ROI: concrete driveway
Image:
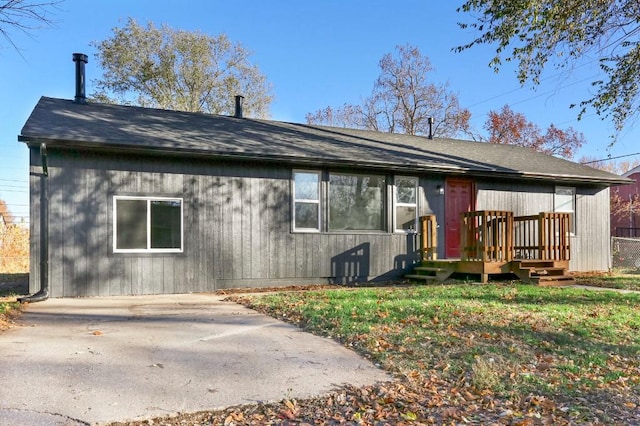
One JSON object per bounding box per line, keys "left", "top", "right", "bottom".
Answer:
{"left": 0, "top": 294, "right": 390, "bottom": 425}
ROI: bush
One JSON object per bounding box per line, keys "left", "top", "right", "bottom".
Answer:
{"left": 0, "top": 225, "right": 29, "bottom": 273}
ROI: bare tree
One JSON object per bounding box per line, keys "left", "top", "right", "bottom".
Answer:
{"left": 307, "top": 45, "right": 472, "bottom": 138}
{"left": 0, "top": 0, "right": 60, "bottom": 50}
{"left": 0, "top": 199, "right": 14, "bottom": 224}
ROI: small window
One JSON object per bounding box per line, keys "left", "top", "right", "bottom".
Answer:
{"left": 329, "top": 173, "right": 385, "bottom": 231}
{"left": 293, "top": 171, "right": 321, "bottom": 231}
{"left": 554, "top": 186, "right": 576, "bottom": 234}
{"left": 395, "top": 176, "right": 418, "bottom": 232}
{"left": 114, "top": 196, "right": 183, "bottom": 252}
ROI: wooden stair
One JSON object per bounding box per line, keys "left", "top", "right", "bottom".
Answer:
{"left": 405, "top": 261, "right": 456, "bottom": 283}
{"left": 512, "top": 260, "right": 575, "bottom": 286}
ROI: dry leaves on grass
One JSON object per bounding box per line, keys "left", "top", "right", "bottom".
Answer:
{"left": 0, "top": 299, "right": 22, "bottom": 331}
{"left": 110, "top": 378, "right": 594, "bottom": 425}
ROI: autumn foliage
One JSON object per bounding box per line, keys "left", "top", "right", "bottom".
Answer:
{"left": 0, "top": 221, "right": 29, "bottom": 274}
{"left": 0, "top": 199, "right": 29, "bottom": 273}
{"left": 485, "top": 105, "right": 584, "bottom": 159}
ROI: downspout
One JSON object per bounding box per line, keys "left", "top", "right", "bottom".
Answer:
{"left": 19, "top": 143, "right": 49, "bottom": 303}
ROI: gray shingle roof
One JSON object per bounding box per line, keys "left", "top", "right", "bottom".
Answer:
{"left": 19, "top": 96, "right": 628, "bottom": 185}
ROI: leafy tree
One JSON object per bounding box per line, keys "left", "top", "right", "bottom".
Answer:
{"left": 456, "top": 0, "right": 640, "bottom": 137}
{"left": 92, "top": 18, "right": 273, "bottom": 117}
{"left": 0, "top": 0, "right": 60, "bottom": 50}
{"left": 306, "top": 44, "right": 471, "bottom": 138}
{"left": 484, "top": 105, "right": 584, "bottom": 159}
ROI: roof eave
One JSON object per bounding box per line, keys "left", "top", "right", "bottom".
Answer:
{"left": 19, "top": 135, "right": 629, "bottom": 186}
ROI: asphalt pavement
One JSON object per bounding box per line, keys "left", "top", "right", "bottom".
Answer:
{"left": 0, "top": 294, "right": 391, "bottom": 425}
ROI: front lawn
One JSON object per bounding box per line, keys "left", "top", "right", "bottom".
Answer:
{"left": 576, "top": 271, "right": 640, "bottom": 291}
{"left": 224, "top": 284, "right": 640, "bottom": 424}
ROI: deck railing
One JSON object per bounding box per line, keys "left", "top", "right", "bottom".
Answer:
{"left": 419, "top": 215, "right": 438, "bottom": 260}
{"left": 461, "top": 210, "right": 514, "bottom": 262}
{"left": 419, "top": 210, "right": 571, "bottom": 262}
{"left": 513, "top": 212, "right": 571, "bottom": 261}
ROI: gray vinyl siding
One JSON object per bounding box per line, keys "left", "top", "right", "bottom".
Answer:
{"left": 476, "top": 179, "right": 611, "bottom": 272}
{"left": 28, "top": 147, "right": 612, "bottom": 297}
{"left": 30, "top": 148, "right": 422, "bottom": 297}
{"left": 476, "top": 181, "right": 553, "bottom": 215}
{"left": 571, "top": 186, "right": 611, "bottom": 271}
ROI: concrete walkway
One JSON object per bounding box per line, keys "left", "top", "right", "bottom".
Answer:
{"left": 0, "top": 294, "right": 391, "bottom": 425}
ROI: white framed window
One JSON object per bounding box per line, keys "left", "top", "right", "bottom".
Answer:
{"left": 329, "top": 173, "right": 385, "bottom": 231}
{"left": 554, "top": 186, "right": 576, "bottom": 234}
{"left": 113, "top": 196, "right": 183, "bottom": 253}
{"left": 395, "top": 176, "right": 418, "bottom": 232}
{"left": 293, "top": 171, "right": 321, "bottom": 231}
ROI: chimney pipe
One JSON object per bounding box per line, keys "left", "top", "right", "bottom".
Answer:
{"left": 427, "top": 117, "right": 434, "bottom": 140}
{"left": 234, "top": 95, "right": 244, "bottom": 118}
{"left": 72, "top": 53, "right": 88, "bottom": 104}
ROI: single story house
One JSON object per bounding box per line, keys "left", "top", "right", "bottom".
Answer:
{"left": 18, "top": 60, "right": 628, "bottom": 297}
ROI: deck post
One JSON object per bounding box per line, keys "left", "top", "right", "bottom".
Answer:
{"left": 420, "top": 215, "right": 437, "bottom": 260}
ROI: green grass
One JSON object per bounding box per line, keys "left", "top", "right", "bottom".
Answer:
{"left": 576, "top": 271, "right": 640, "bottom": 291}
{"left": 0, "top": 299, "right": 19, "bottom": 314}
{"left": 0, "top": 273, "right": 27, "bottom": 328}
{"left": 233, "top": 284, "right": 640, "bottom": 417}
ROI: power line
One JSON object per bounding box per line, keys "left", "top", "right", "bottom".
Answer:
{"left": 581, "top": 152, "right": 640, "bottom": 164}
{"left": 0, "top": 178, "right": 28, "bottom": 183}
{"left": 0, "top": 184, "right": 28, "bottom": 189}
{"left": 467, "top": 59, "right": 600, "bottom": 109}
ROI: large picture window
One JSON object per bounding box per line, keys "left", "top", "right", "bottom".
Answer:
{"left": 293, "top": 171, "right": 321, "bottom": 231}
{"left": 395, "top": 176, "right": 418, "bottom": 232}
{"left": 114, "top": 196, "right": 183, "bottom": 252}
{"left": 554, "top": 186, "right": 576, "bottom": 234}
{"left": 329, "top": 173, "right": 385, "bottom": 231}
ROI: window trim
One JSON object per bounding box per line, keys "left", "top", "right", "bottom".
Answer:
{"left": 113, "top": 195, "right": 184, "bottom": 253}
{"left": 292, "top": 170, "right": 322, "bottom": 232}
{"left": 394, "top": 176, "right": 419, "bottom": 233}
{"left": 554, "top": 186, "right": 576, "bottom": 235}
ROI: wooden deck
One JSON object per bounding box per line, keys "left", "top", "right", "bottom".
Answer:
{"left": 407, "top": 211, "right": 575, "bottom": 286}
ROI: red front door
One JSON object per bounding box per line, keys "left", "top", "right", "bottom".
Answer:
{"left": 445, "top": 179, "right": 475, "bottom": 258}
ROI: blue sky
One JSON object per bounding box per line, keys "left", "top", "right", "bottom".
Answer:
{"left": 1, "top": 0, "right": 637, "bottom": 224}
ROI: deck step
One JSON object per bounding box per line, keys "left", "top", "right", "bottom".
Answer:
{"left": 405, "top": 274, "right": 439, "bottom": 281}
{"left": 516, "top": 260, "right": 556, "bottom": 268}
{"left": 414, "top": 266, "right": 448, "bottom": 273}
{"left": 529, "top": 267, "right": 567, "bottom": 276}
{"left": 535, "top": 275, "right": 576, "bottom": 286}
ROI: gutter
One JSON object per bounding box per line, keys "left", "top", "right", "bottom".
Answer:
{"left": 19, "top": 143, "right": 49, "bottom": 303}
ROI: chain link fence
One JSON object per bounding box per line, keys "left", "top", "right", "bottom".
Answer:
{"left": 611, "top": 237, "right": 640, "bottom": 270}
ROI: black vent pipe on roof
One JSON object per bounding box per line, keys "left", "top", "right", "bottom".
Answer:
{"left": 234, "top": 95, "right": 244, "bottom": 118}
{"left": 19, "top": 143, "right": 49, "bottom": 303}
{"left": 72, "top": 53, "right": 88, "bottom": 104}
{"left": 427, "top": 117, "right": 434, "bottom": 140}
